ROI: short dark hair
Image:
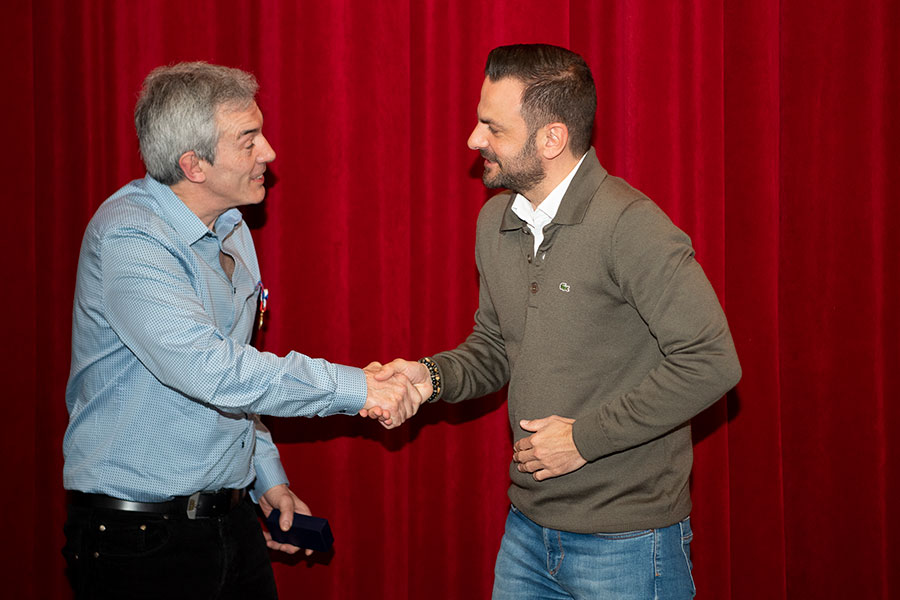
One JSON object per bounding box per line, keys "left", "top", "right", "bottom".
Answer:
{"left": 485, "top": 44, "right": 596, "bottom": 156}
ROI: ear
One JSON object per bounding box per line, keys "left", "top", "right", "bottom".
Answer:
{"left": 178, "top": 151, "right": 206, "bottom": 183}
{"left": 538, "top": 122, "right": 569, "bottom": 160}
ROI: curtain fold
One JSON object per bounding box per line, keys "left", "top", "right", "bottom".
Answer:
{"left": 2, "top": 0, "right": 37, "bottom": 594}
{"left": 722, "top": 1, "right": 786, "bottom": 598}
{"left": 9, "top": 1, "right": 897, "bottom": 598}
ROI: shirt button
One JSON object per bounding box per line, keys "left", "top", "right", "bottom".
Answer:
{"left": 530, "top": 282, "right": 539, "bottom": 294}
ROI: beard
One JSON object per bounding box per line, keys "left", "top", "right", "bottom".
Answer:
{"left": 480, "top": 130, "right": 546, "bottom": 194}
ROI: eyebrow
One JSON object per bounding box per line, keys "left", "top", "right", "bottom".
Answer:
{"left": 479, "top": 117, "right": 501, "bottom": 129}
{"left": 236, "top": 127, "right": 261, "bottom": 140}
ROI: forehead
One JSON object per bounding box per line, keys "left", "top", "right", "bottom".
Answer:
{"left": 215, "top": 101, "right": 263, "bottom": 138}
{"left": 478, "top": 77, "right": 526, "bottom": 125}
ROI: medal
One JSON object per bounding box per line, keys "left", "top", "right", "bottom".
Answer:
{"left": 257, "top": 281, "right": 268, "bottom": 329}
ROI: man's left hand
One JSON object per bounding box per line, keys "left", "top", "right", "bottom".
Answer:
{"left": 513, "top": 416, "right": 587, "bottom": 481}
{"left": 258, "top": 484, "right": 313, "bottom": 556}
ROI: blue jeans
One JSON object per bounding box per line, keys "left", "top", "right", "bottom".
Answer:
{"left": 492, "top": 505, "right": 695, "bottom": 600}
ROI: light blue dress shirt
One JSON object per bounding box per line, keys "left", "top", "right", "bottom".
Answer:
{"left": 64, "top": 175, "right": 366, "bottom": 502}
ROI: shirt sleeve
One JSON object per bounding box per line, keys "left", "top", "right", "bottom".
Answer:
{"left": 572, "top": 199, "right": 742, "bottom": 461}
{"left": 249, "top": 416, "right": 289, "bottom": 502}
{"left": 100, "top": 227, "right": 366, "bottom": 417}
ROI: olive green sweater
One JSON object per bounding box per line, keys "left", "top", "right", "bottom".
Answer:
{"left": 433, "top": 149, "right": 741, "bottom": 533}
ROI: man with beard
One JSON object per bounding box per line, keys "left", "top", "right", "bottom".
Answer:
{"left": 374, "top": 44, "right": 741, "bottom": 598}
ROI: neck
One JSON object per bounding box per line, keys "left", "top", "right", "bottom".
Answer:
{"left": 522, "top": 151, "right": 581, "bottom": 209}
{"left": 169, "top": 180, "right": 223, "bottom": 230}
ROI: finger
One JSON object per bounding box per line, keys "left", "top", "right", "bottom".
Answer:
{"left": 533, "top": 469, "right": 555, "bottom": 482}
{"left": 516, "top": 448, "right": 536, "bottom": 463}
{"left": 514, "top": 437, "right": 535, "bottom": 453}
{"left": 517, "top": 458, "right": 540, "bottom": 473}
{"left": 262, "top": 529, "right": 298, "bottom": 553}
{"left": 266, "top": 538, "right": 302, "bottom": 554}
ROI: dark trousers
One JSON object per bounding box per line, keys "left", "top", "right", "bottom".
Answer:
{"left": 62, "top": 495, "right": 278, "bottom": 599}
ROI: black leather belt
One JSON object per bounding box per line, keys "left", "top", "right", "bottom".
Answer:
{"left": 68, "top": 488, "right": 246, "bottom": 520}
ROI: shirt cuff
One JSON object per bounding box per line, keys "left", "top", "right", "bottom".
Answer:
{"left": 250, "top": 455, "right": 289, "bottom": 503}
{"left": 326, "top": 364, "right": 367, "bottom": 415}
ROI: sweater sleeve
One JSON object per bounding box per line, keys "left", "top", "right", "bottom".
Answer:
{"left": 572, "top": 199, "right": 742, "bottom": 461}
{"left": 431, "top": 226, "right": 511, "bottom": 403}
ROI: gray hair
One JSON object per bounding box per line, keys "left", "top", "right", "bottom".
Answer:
{"left": 134, "top": 61, "right": 259, "bottom": 185}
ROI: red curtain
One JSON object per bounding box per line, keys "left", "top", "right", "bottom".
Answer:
{"left": 6, "top": 0, "right": 898, "bottom": 598}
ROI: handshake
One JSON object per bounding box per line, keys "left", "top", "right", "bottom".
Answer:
{"left": 359, "top": 359, "right": 433, "bottom": 428}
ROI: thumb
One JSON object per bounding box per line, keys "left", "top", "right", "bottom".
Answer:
{"left": 519, "top": 418, "right": 538, "bottom": 432}
{"left": 372, "top": 364, "right": 396, "bottom": 382}
{"left": 278, "top": 496, "right": 294, "bottom": 532}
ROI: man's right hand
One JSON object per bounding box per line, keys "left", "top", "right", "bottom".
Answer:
{"left": 374, "top": 359, "right": 431, "bottom": 392}
{"left": 361, "top": 362, "right": 426, "bottom": 428}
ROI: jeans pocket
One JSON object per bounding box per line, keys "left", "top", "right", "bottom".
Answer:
{"left": 680, "top": 517, "right": 693, "bottom": 569}
{"left": 591, "top": 529, "right": 653, "bottom": 541}
{"left": 62, "top": 514, "right": 82, "bottom": 564}
{"left": 679, "top": 517, "right": 696, "bottom": 596}
{"left": 680, "top": 516, "right": 693, "bottom": 543}
{"left": 62, "top": 512, "right": 87, "bottom": 594}
{"left": 94, "top": 517, "right": 171, "bottom": 559}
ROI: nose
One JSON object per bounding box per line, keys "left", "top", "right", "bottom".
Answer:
{"left": 257, "top": 134, "right": 276, "bottom": 163}
{"left": 467, "top": 124, "right": 487, "bottom": 151}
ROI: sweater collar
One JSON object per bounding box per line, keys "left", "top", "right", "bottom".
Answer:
{"left": 500, "top": 147, "right": 607, "bottom": 231}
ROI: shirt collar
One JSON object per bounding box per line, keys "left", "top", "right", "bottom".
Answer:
{"left": 143, "top": 174, "right": 243, "bottom": 245}
{"left": 510, "top": 152, "right": 588, "bottom": 225}
{"left": 501, "top": 149, "right": 604, "bottom": 231}
{"left": 214, "top": 208, "right": 244, "bottom": 239}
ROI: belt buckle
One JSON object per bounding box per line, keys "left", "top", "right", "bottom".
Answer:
{"left": 186, "top": 491, "right": 201, "bottom": 520}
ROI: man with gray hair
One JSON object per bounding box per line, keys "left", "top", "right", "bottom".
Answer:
{"left": 62, "top": 62, "right": 423, "bottom": 599}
